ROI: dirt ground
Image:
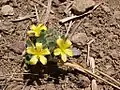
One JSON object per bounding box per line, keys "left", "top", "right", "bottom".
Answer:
{"left": 0, "top": 0, "right": 120, "bottom": 90}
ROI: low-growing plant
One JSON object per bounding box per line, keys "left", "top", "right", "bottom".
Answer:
{"left": 25, "top": 24, "right": 73, "bottom": 66}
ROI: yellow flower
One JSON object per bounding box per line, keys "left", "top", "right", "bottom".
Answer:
{"left": 54, "top": 37, "right": 73, "bottom": 62}
{"left": 27, "top": 43, "right": 50, "bottom": 65}
{"left": 27, "top": 24, "right": 47, "bottom": 37}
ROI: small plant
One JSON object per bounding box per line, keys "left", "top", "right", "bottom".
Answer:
{"left": 25, "top": 24, "right": 73, "bottom": 65}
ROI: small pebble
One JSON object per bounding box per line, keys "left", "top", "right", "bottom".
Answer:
{"left": 101, "top": 5, "right": 111, "bottom": 13}
{"left": 114, "top": 11, "right": 120, "bottom": 20}
{"left": 71, "top": 33, "right": 88, "bottom": 45}
{"left": 72, "top": 0, "right": 95, "bottom": 14}
{"left": 8, "top": 41, "right": 26, "bottom": 54}
{"left": 77, "top": 75, "right": 90, "bottom": 88}
{"left": 1, "top": 5, "right": 14, "bottom": 16}
{"left": 72, "top": 47, "right": 81, "bottom": 57}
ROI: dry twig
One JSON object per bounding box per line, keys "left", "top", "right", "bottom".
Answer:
{"left": 97, "top": 69, "right": 120, "bottom": 86}
{"left": 89, "top": 57, "right": 97, "bottom": 90}
{"left": 0, "top": 73, "right": 39, "bottom": 77}
{"left": 64, "top": 62, "right": 120, "bottom": 90}
{"left": 65, "top": 21, "right": 74, "bottom": 38}
{"left": 69, "top": 20, "right": 83, "bottom": 39}
{"left": 3, "top": 67, "right": 17, "bottom": 90}
{"left": 87, "top": 39, "right": 95, "bottom": 66}
{"left": 92, "top": 79, "right": 97, "bottom": 90}
{"left": 0, "top": 77, "right": 23, "bottom": 82}
{"left": 11, "top": 15, "right": 36, "bottom": 22}
{"left": 64, "top": 2, "right": 72, "bottom": 14}
{"left": 34, "top": 5, "right": 40, "bottom": 23}
{"left": 22, "top": 79, "right": 29, "bottom": 90}
{"left": 39, "top": 9, "right": 46, "bottom": 23}
{"left": 44, "top": 0, "right": 52, "bottom": 24}
{"left": 32, "top": 0, "right": 54, "bottom": 14}
{"left": 59, "top": 2, "right": 102, "bottom": 23}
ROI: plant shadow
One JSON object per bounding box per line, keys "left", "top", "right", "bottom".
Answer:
{"left": 23, "top": 61, "right": 68, "bottom": 86}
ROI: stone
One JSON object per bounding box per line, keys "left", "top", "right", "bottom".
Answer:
{"left": 72, "top": 0, "right": 95, "bottom": 14}
{"left": 109, "top": 50, "right": 118, "bottom": 60}
{"left": 1, "top": 5, "right": 14, "bottom": 16}
{"left": 72, "top": 47, "right": 81, "bottom": 57}
{"left": 101, "top": 5, "right": 111, "bottom": 13}
{"left": 46, "top": 84, "right": 56, "bottom": 90}
{"left": 98, "top": 51, "right": 104, "bottom": 58}
{"left": 84, "top": 22, "right": 90, "bottom": 28}
{"left": 91, "top": 27, "right": 102, "bottom": 36}
{"left": 114, "top": 11, "right": 120, "bottom": 20}
{"left": 71, "top": 33, "right": 88, "bottom": 45}
{"left": 8, "top": 41, "right": 26, "bottom": 54}
{"left": 77, "top": 75, "right": 90, "bottom": 88}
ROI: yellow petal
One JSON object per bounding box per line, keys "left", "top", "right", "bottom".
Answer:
{"left": 39, "top": 55, "right": 47, "bottom": 65}
{"left": 54, "top": 48, "right": 61, "bottom": 56}
{"left": 34, "top": 31, "right": 40, "bottom": 37}
{"left": 39, "top": 24, "right": 47, "bottom": 31}
{"left": 64, "top": 39, "right": 72, "bottom": 48}
{"left": 27, "top": 47, "right": 35, "bottom": 54}
{"left": 36, "top": 43, "right": 42, "bottom": 51}
{"left": 56, "top": 38, "right": 64, "bottom": 48}
{"left": 65, "top": 49, "right": 73, "bottom": 56}
{"left": 31, "top": 24, "right": 36, "bottom": 31}
{"left": 29, "top": 55, "right": 38, "bottom": 65}
{"left": 27, "top": 31, "right": 35, "bottom": 35}
{"left": 41, "top": 48, "right": 50, "bottom": 55}
{"left": 61, "top": 53, "right": 67, "bottom": 62}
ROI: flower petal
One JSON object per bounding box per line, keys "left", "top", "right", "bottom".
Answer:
{"left": 31, "top": 24, "right": 36, "bottom": 31}
{"left": 61, "top": 53, "right": 67, "bottom": 62}
{"left": 56, "top": 38, "right": 64, "bottom": 48}
{"left": 36, "top": 43, "right": 42, "bottom": 51}
{"left": 39, "top": 55, "right": 47, "bottom": 65}
{"left": 38, "top": 24, "right": 47, "bottom": 31}
{"left": 41, "top": 48, "right": 50, "bottom": 55}
{"left": 54, "top": 48, "right": 61, "bottom": 56}
{"left": 34, "top": 31, "right": 40, "bottom": 37}
{"left": 27, "top": 31, "right": 35, "bottom": 35}
{"left": 29, "top": 55, "right": 38, "bottom": 65}
{"left": 65, "top": 49, "right": 73, "bottom": 56}
{"left": 27, "top": 47, "right": 35, "bottom": 54}
{"left": 64, "top": 39, "right": 72, "bottom": 48}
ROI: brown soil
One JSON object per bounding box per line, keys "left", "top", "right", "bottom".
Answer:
{"left": 0, "top": 0, "right": 120, "bottom": 90}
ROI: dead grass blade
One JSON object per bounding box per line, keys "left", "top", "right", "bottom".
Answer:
{"left": 65, "top": 20, "right": 74, "bottom": 38}
{"left": 59, "top": 2, "right": 102, "bottom": 23}
{"left": 44, "top": 0, "right": 52, "bottom": 24}
{"left": 34, "top": 5, "right": 40, "bottom": 23}
{"left": 87, "top": 39, "right": 95, "bottom": 66}
{"left": 92, "top": 79, "right": 97, "bottom": 90}
{"left": 96, "top": 69, "right": 120, "bottom": 86}
{"left": 64, "top": 62, "right": 120, "bottom": 90}
{"left": 32, "top": 0, "right": 54, "bottom": 14}
{"left": 69, "top": 19, "right": 83, "bottom": 39}
{"left": 89, "top": 57, "right": 95, "bottom": 73}
{"left": 11, "top": 15, "right": 36, "bottom": 22}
